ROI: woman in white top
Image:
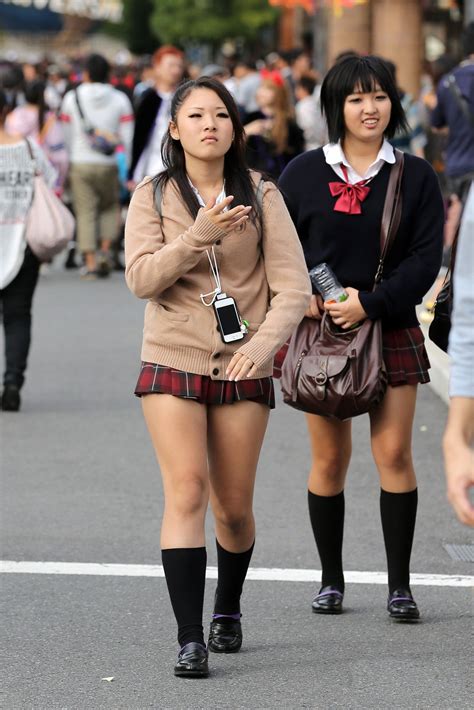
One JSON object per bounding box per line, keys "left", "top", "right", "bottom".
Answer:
{"left": 0, "top": 88, "right": 56, "bottom": 411}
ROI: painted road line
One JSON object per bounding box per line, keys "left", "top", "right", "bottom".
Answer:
{"left": 0, "top": 561, "right": 472, "bottom": 587}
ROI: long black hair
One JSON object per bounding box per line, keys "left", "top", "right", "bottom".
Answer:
{"left": 320, "top": 55, "right": 409, "bottom": 143}
{"left": 24, "top": 79, "right": 47, "bottom": 132}
{"left": 155, "top": 77, "right": 261, "bottom": 225}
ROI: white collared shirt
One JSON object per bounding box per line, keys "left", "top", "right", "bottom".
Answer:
{"left": 323, "top": 139, "right": 395, "bottom": 183}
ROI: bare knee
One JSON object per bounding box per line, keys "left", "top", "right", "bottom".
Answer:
{"left": 311, "top": 447, "right": 351, "bottom": 480}
{"left": 214, "top": 503, "right": 252, "bottom": 536}
{"left": 166, "top": 474, "right": 208, "bottom": 518}
{"left": 373, "top": 442, "right": 412, "bottom": 473}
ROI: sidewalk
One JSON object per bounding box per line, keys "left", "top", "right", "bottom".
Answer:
{"left": 420, "top": 318, "right": 450, "bottom": 404}
{"left": 418, "top": 305, "right": 450, "bottom": 405}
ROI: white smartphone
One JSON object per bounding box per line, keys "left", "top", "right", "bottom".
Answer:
{"left": 213, "top": 297, "right": 245, "bottom": 344}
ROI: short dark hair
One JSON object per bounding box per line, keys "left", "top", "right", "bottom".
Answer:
{"left": 320, "top": 55, "right": 408, "bottom": 143}
{"left": 85, "top": 54, "right": 110, "bottom": 83}
{"left": 297, "top": 76, "right": 316, "bottom": 95}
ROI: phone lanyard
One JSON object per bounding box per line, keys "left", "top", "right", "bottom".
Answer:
{"left": 200, "top": 247, "right": 222, "bottom": 307}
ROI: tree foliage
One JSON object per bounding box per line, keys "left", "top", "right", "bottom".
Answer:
{"left": 150, "top": 0, "right": 279, "bottom": 46}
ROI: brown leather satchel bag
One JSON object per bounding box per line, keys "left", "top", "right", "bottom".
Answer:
{"left": 280, "top": 150, "right": 404, "bottom": 420}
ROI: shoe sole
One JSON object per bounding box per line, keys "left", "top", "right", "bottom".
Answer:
{"left": 208, "top": 641, "right": 242, "bottom": 653}
{"left": 174, "top": 668, "right": 209, "bottom": 678}
{"left": 389, "top": 613, "right": 420, "bottom": 622}
{"left": 312, "top": 606, "right": 343, "bottom": 615}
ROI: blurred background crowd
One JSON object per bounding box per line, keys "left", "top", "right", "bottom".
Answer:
{"left": 0, "top": 0, "right": 472, "bottom": 285}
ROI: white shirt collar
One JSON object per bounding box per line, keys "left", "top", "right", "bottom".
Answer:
{"left": 323, "top": 139, "right": 395, "bottom": 183}
{"left": 188, "top": 179, "right": 227, "bottom": 209}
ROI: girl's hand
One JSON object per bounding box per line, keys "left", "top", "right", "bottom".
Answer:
{"left": 324, "top": 287, "right": 368, "bottom": 329}
{"left": 305, "top": 294, "right": 324, "bottom": 320}
{"left": 226, "top": 353, "right": 258, "bottom": 382}
{"left": 203, "top": 195, "right": 251, "bottom": 234}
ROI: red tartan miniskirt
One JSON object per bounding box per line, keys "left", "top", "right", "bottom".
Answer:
{"left": 135, "top": 363, "right": 275, "bottom": 409}
{"left": 273, "top": 325, "right": 430, "bottom": 387}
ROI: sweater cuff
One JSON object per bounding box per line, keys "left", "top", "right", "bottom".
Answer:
{"left": 182, "top": 209, "right": 227, "bottom": 247}
{"left": 234, "top": 338, "right": 273, "bottom": 369}
{"left": 358, "top": 290, "right": 385, "bottom": 321}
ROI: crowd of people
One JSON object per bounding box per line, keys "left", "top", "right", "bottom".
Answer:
{"left": 0, "top": 25, "right": 473, "bottom": 679}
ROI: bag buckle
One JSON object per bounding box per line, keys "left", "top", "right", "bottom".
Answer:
{"left": 315, "top": 360, "right": 328, "bottom": 400}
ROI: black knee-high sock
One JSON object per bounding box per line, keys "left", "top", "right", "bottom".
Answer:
{"left": 380, "top": 488, "right": 418, "bottom": 594}
{"left": 308, "top": 490, "right": 345, "bottom": 592}
{"left": 161, "top": 547, "right": 206, "bottom": 647}
{"left": 214, "top": 539, "right": 255, "bottom": 616}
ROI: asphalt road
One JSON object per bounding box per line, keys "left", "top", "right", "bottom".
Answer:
{"left": 1, "top": 269, "right": 472, "bottom": 710}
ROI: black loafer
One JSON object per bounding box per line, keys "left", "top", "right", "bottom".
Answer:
{"left": 208, "top": 619, "right": 243, "bottom": 653}
{"left": 174, "top": 642, "right": 209, "bottom": 677}
{"left": 387, "top": 588, "right": 420, "bottom": 621}
{"left": 312, "top": 585, "right": 344, "bottom": 614}
{"left": 1, "top": 384, "right": 21, "bottom": 412}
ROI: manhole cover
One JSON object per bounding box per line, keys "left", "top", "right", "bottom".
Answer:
{"left": 444, "top": 544, "right": 474, "bottom": 562}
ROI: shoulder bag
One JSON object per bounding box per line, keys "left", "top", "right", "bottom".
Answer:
{"left": 280, "top": 150, "right": 404, "bottom": 420}
{"left": 74, "top": 88, "right": 119, "bottom": 156}
{"left": 24, "top": 139, "right": 75, "bottom": 261}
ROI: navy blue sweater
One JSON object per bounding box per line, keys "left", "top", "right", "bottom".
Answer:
{"left": 278, "top": 148, "right": 445, "bottom": 331}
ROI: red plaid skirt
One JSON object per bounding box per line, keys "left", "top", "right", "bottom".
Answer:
{"left": 135, "top": 363, "right": 275, "bottom": 408}
{"left": 273, "top": 326, "right": 430, "bottom": 387}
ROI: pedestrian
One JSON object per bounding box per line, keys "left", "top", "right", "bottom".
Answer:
{"left": 125, "top": 77, "right": 310, "bottom": 677}
{"left": 431, "top": 22, "right": 474, "bottom": 202}
{"left": 278, "top": 55, "right": 444, "bottom": 621}
{"left": 6, "top": 79, "right": 68, "bottom": 194}
{"left": 294, "top": 75, "right": 327, "bottom": 151}
{"left": 244, "top": 77, "right": 304, "bottom": 179}
{"left": 128, "top": 45, "right": 185, "bottom": 190}
{"left": 59, "top": 53, "right": 134, "bottom": 279}
{"left": 443, "top": 181, "right": 474, "bottom": 527}
{"left": 0, "top": 88, "right": 57, "bottom": 411}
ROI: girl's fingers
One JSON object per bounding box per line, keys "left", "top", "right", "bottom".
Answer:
{"left": 205, "top": 195, "right": 234, "bottom": 213}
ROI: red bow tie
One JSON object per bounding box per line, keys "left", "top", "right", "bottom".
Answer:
{"left": 329, "top": 164, "right": 370, "bottom": 214}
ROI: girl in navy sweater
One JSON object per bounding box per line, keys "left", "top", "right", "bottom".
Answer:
{"left": 279, "top": 55, "right": 444, "bottom": 621}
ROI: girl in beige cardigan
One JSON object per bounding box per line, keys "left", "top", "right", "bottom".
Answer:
{"left": 125, "top": 77, "right": 310, "bottom": 678}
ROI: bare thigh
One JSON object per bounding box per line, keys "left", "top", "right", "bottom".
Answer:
{"left": 369, "top": 384, "right": 418, "bottom": 492}
{"left": 305, "top": 413, "right": 352, "bottom": 496}
{"left": 208, "top": 400, "right": 270, "bottom": 552}
{"left": 141, "top": 393, "right": 209, "bottom": 548}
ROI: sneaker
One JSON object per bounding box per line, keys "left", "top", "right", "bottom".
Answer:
{"left": 2, "top": 384, "right": 21, "bottom": 411}
{"left": 97, "top": 253, "right": 111, "bottom": 278}
{"left": 79, "top": 267, "right": 98, "bottom": 281}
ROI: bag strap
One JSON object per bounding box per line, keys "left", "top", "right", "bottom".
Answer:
{"left": 374, "top": 149, "right": 404, "bottom": 285}
{"left": 445, "top": 74, "right": 474, "bottom": 128}
{"left": 74, "top": 88, "right": 93, "bottom": 134}
{"left": 24, "top": 138, "right": 40, "bottom": 176}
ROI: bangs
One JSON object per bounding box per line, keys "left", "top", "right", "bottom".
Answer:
{"left": 341, "top": 59, "right": 392, "bottom": 99}
{"left": 320, "top": 55, "right": 408, "bottom": 143}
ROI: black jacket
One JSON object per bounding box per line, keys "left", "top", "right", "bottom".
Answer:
{"left": 128, "top": 88, "right": 162, "bottom": 180}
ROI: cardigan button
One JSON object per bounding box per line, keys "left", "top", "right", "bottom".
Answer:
{"left": 212, "top": 368, "right": 219, "bottom": 376}
{"left": 213, "top": 352, "right": 221, "bottom": 359}
{"left": 216, "top": 239, "right": 222, "bottom": 245}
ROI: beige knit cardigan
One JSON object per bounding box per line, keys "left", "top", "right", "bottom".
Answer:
{"left": 125, "top": 173, "right": 311, "bottom": 379}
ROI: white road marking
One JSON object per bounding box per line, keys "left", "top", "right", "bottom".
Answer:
{"left": 0, "top": 561, "right": 472, "bottom": 587}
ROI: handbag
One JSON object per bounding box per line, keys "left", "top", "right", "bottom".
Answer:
{"left": 24, "top": 140, "right": 75, "bottom": 261}
{"left": 281, "top": 150, "right": 404, "bottom": 421}
{"left": 74, "top": 88, "right": 119, "bottom": 156}
{"left": 428, "top": 228, "right": 459, "bottom": 353}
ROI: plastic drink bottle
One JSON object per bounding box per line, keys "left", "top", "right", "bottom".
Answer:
{"left": 309, "top": 263, "right": 348, "bottom": 303}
